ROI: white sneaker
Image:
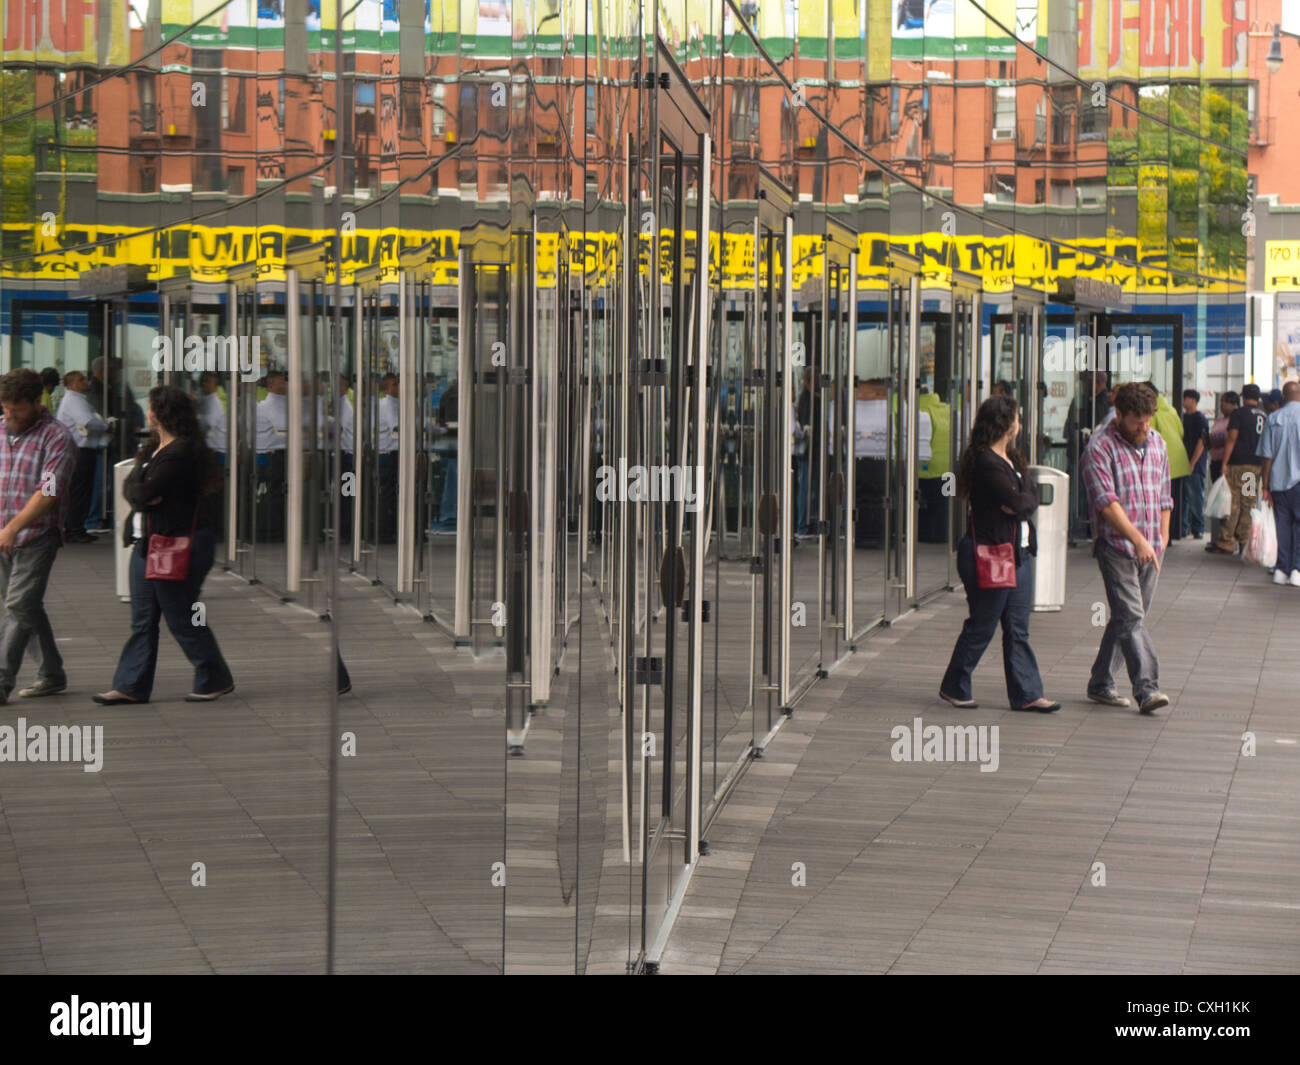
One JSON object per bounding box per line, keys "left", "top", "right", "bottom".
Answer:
{"left": 1290, "top": 570, "right": 1300, "bottom": 587}
{"left": 1275, "top": 569, "right": 1289, "bottom": 585}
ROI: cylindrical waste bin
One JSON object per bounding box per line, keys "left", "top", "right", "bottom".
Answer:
{"left": 1030, "top": 466, "right": 1068, "bottom": 612}
{"left": 113, "top": 459, "right": 134, "bottom": 603}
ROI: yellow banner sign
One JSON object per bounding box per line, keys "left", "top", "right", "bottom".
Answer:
{"left": 1077, "top": 0, "right": 1249, "bottom": 81}
{"left": 1265, "top": 241, "right": 1300, "bottom": 292}
{"left": 3, "top": 222, "right": 1241, "bottom": 296}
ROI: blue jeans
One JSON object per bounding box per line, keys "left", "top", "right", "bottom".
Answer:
{"left": 1089, "top": 540, "right": 1160, "bottom": 702}
{"left": 434, "top": 451, "right": 457, "bottom": 531}
{"left": 1182, "top": 468, "right": 1206, "bottom": 536}
{"left": 1273, "top": 483, "right": 1300, "bottom": 576}
{"left": 112, "top": 528, "right": 233, "bottom": 700}
{"left": 795, "top": 454, "right": 810, "bottom": 534}
{"left": 940, "top": 536, "right": 1044, "bottom": 706}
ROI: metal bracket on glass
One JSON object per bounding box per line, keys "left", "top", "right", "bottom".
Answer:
{"left": 508, "top": 367, "right": 529, "bottom": 386}
{"left": 642, "top": 72, "right": 671, "bottom": 90}
{"left": 749, "top": 555, "right": 764, "bottom": 574}
{"left": 680, "top": 599, "right": 711, "bottom": 622}
{"left": 744, "top": 369, "right": 765, "bottom": 388}
{"left": 639, "top": 358, "right": 666, "bottom": 387}
{"left": 634, "top": 657, "right": 664, "bottom": 686}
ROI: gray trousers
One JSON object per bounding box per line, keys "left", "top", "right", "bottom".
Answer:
{"left": 0, "top": 528, "right": 65, "bottom": 697}
{"left": 1089, "top": 540, "right": 1160, "bottom": 702}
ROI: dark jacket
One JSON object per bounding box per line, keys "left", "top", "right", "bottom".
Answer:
{"left": 965, "top": 447, "right": 1039, "bottom": 563}
{"left": 122, "top": 438, "right": 222, "bottom": 546}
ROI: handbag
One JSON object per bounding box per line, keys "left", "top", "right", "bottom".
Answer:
{"left": 969, "top": 508, "right": 1017, "bottom": 590}
{"left": 145, "top": 507, "right": 199, "bottom": 582}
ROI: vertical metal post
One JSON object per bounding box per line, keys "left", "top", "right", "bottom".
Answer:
{"left": 226, "top": 282, "right": 239, "bottom": 562}
{"left": 454, "top": 253, "right": 472, "bottom": 640}
{"left": 904, "top": 275, "right": 919, "bottom": 603}
{"left": 844, "top": 253, "right": 856, "bottom": 637}
{"left": 326, "top": 0, "right": 345, "bottom": 977}
{"left": 779, "top": 215, "right": 793, "bottom": 708}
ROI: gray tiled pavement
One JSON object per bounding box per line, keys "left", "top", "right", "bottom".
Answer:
{"left": 670, "top": 537, "right": 1300, "bottom": 974}
{"left": 2, "top": 535, "right": 1297, "bottom": 973}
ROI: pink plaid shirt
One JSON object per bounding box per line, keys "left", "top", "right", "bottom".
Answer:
{"left": 1081, "top": 417, "right": 1173, "bottom": 559}
{"left": 1, "top": 408, "right": 76, "bottom": 546}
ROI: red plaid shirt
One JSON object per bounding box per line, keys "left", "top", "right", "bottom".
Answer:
{"left": 1, "top": 408, "right": 77, "bottom": 546}
{"left": 1081, "top": 417, "right": 1173, "bottom": 559}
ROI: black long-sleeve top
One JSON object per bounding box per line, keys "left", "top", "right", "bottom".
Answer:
{"left": 966, "top": 447, "right": 1039, "bottom": 563}
{"left": 121, "top": 439, "right": 221, "bottom": 545}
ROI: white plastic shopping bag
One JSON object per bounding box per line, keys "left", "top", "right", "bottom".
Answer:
{"left": 1204, "top": 475, "right": 1231, "bottom": 520}
{"left": 1244, "top": 502, "right": 1275, "bottom": 567}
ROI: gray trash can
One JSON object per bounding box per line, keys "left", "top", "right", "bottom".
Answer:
{"left": 114, "top": 459, "right": 134, "bottom": 603}
{"left": 1031, "top": 466, "right": 1068, "bottom": 612}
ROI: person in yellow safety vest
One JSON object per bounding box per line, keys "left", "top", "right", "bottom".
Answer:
{"left": 1153, "top": 391, "right": 1192, "bottom": 479}
{"left": 918, "top": 391, "right": 951, "bottom": 479}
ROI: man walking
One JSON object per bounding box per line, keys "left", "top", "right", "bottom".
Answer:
{"left": 1080, "top": 382, "right": 1173, "bottom": 714}
{"left": 1181, "top": 389, "right": 1210, "bottom": 538}
{"left": 1208, "top": 383, "right": 1267, "bottom": 556}
{"left": 1259, "top": 381, "right": 1300, "bottom": 587}
{"left": 0, "top": 368, "right": 77, "bottom": 704}
{"left": 55, "top": 370, "right": 113, "bottom": 544}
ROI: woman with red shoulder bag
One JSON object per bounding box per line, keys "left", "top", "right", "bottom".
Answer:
{"left": 939, "top": 395, "right": 1060, "bottom": 713}
{"left": 94, "top": 386, "right": 234, "bottom": 705}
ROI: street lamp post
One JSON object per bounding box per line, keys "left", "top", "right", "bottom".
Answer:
{"left": 1267, "top": 25, "right": 1300, "bottom": 74}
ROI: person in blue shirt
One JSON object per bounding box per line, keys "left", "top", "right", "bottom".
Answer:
{"left": 1180, "top": 389, "right": 1210, "bottom": 539}
{"left": 1259, "top": 380, "right": 1300, "bottom": 586}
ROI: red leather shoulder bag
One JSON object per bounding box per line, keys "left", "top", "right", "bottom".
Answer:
{"left": 970, "top": 508, "right": 1017, "bottom": 590}
{"left": 145, "top": 507, "right": 199, "bottom": 582}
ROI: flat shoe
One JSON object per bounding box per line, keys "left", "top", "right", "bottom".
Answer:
{"left": 93, "top": 691, "right": 142, "bottom": 705}
{"left": 1014, "top": 700, "right": 1061, "bottom": 713}
{"left": 1087, "top": 690, "right": 1132, "bottom": 708}
{"left": 939, "top": 691, "right": 978, "bottom": 709}
{"left": 1139, "top": 692, "right": 1170, "bottom": 714}
{"left": 185, "top": 684, "right": 235, "bottom": 703}
{"left": 337, "top": 684, "right": 352, "bottom": 696}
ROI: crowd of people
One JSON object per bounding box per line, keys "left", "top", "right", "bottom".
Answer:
{"left": 940, "top": 374, "right": 1300, "bottom": 716}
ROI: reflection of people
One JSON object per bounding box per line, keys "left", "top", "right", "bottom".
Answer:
{"left": 1180, "top": 389, "right": 1209, "bottom": 539}
{"left": 197, "top": 371, "right": 226, "bottom": 456}
{"left": 256, "top": 370, "right": 288, "bottom": 542}
{"left": 377, "top": 374, "right": 399, "bottom": 543}
{"left": 56, "top": 371, "right": 113, "bottom": 544}
{"left": 0, "top": 368, "right": 77, "bottom": 704}
{"left": 432, "top": 379, "right": 458, "bottom": 533}
{"left": 1209, "top": 383, "right": 1266, "bottom": 556}
{"left": 939, "top": 395, "right": 1058, "bottom": 713}
{"left": 96, "top": 387, "right": 234, "bottom": 705}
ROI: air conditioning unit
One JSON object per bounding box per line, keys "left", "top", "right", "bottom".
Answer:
{"left": 991, "top": 128, "right": 1014, "bottom": 141}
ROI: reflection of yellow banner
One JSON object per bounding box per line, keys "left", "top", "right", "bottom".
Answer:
{"left": 1077, "top": 0, "right": 1248, "bottom": 80}
{"left": 2, "top": 0, "right": 130, "bottom": 64}
{"left": 3, "top": 223, "right": 1241, "bottom": 295}
{"left": 1265, "top": 241, "right": 1300, "bottom": 293}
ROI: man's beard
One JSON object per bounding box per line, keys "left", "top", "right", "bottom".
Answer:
{"left": 1119, "top": 422, "right": 1148, "bottom": 447}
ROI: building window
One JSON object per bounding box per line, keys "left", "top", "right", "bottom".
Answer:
{"left": 1077, "top": 178, "right": 1106, "bottom": 207}
{"left": 1049, "top": 179, "right": 1073, "bottom": 206}
{"left": 1078, "top": 97, "right": 1106, "bottom": 140}
{"left": 401, "top": 80, "right": 422, "bottom": 136}
{"left": 989, "top": 172, "right": 1015, "bottom": 202}
{"left": 138, "top": 73, "right": 156, "bottom": 132}
{"left": 355, "top": 81, "right": 376, "bottom": 135}
{"left": 585, "top": 84, "right": 596, "bottom": 137}
{"left": 222, "top": 73, "right": 247, "bottom": 133}
{"left": 140, "top": 163, "right": 157, "bottom": 193}
{"left": 889, "top": 86, "right": 900, "bottom": 137}
{"left": 731, "top": 82, "right": 760, "bottom": 142}
{"left": 227, "top": 167, "right": 245, "bottom": 196}
{"left": 431, "top": 83, "right": 447, "bottom": 136}
{"left": 277, "top": 76, "right": 285, "bottom": 131}
{"left": 458, "top": 84, "right": 479, "bottom": 142}
{"left": 992, "top": 87, "right": 1015, "bottom": 139}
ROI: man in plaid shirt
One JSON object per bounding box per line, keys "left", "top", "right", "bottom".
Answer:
{"left": 0, "top": 368, "right": 77, "bottom": 704}
{"left": 1080, "top": 381, "right": 1173, "bottom": 714}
